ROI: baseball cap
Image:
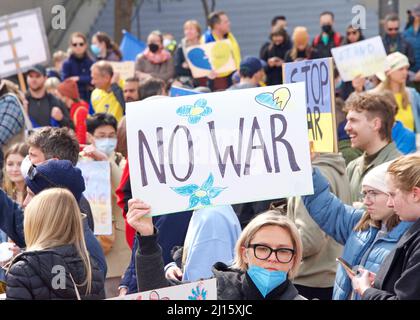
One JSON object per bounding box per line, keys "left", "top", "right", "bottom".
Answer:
{"left": 239, "top": 56, "right": 265, "bottom": 78}
{"left": 27, "top": 64, "right": 47, "bottom": 76}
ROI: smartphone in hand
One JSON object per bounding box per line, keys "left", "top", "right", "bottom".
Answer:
{"left": 336, "top": 257, "right": 356, "bottom": 277}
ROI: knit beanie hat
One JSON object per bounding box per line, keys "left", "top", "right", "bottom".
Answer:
{"left": 25, "top": 159, "right": 85, "bottom": 201}
{"left": 361, "top": 160, "right": 394, "bottom": 193}
{"left": 293, "top": 27, "right": 309, "bottom": 47}
{"left": 57, "top": 79, "right": 80, "bottom": 100}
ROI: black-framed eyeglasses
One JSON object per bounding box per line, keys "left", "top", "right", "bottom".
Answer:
{"left": 247, "top": 243, "right": 295, "bottom": 263}
{"left": 27, "top": 164, "right": 59, "bottom": 187}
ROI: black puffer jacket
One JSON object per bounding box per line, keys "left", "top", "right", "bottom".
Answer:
{"left": 136, "top": 232, "right": 305, "bottom": 300}
{"left": 5, "top": 244, "right": 105, "bottom": 300}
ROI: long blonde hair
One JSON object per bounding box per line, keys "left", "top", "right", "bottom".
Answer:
{"left": 2, "top": 143, "right": 28, "bottom": 204}
{"left": 23, "top": 188, "right": 92, "bottom": 294}
{"left": 232, "top": 210, "right": 303, "bottom": 279}
{"left": 376, "top": 76, "right": 409, "bottom": 110}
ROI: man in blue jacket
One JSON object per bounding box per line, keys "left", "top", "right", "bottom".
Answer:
{"left": 0, "top": 159, "right": 107, "bottom": 278}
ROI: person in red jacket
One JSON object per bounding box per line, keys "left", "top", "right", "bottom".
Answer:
{"left": 57, "top": 79, "right": 89, "bottom": 146}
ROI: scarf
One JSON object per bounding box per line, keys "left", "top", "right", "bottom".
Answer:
{"left": 143, "top": 48, "right": 171, "bottom": 65}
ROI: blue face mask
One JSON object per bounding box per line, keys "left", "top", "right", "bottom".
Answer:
{"left": 247, "top": 264, "right": 287, "bottom": 298}
{"left": 95, "top": 138, "right": 117, "bottom": 156}
{"left": 90, "top": 44, "right": 101, "bottom": 57}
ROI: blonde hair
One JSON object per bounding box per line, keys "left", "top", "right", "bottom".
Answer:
{"left": 184, "top": 20, "right": 202, "bottom": 37}
{"left": 387, "top": 154, "right": 420, "bottom": 193}
{"left": 353, "top": 210, "right": 400, "bottom": 232}
{"left": 290, "top": 26, "right": 310, "bottom": 61}
{"left": 376, "top": 76, "right": 409, "bottom": 110}
{"left": 232, "top": 210, "right": 303, "bottom": 278}
{"left": 53, "top": 50, "right": 68, "bottom": 64}
{"left": 45, "top": 77, "right": 61, "bottom": 91}
{"left": 23, "top": 188, "right": 92, "bottom": 294}
{"left": 2, "top": 143, "right": 29, "bottom": 204}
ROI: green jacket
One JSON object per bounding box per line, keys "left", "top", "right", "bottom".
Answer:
{"left": 346, "top": 142, "right": 401, "bottom": 203}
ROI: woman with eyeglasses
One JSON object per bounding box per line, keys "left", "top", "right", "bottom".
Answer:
{"left": 302, "top": 160, "right": 412, "bottom": 300}
{"left": 127, "top": 200, "right": 305, "bottom": 300}
{"left": 62, "top": 32, "right": 94, "bottom": 102}
{"left": 5, "top": 188, "right": 105, "bottom": 300}
{"left": 351, "top": 154, "right": 420, "bottom": 300}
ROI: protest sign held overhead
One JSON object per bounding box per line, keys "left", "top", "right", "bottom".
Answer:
{"left": 331, "top": 36, "right": 387, "bottom": 81}
{"left": 126, "top": 83, "right": 313, "bottom": 216}
{"left": 283, "top": 57, "right": 337, "bottom": 153}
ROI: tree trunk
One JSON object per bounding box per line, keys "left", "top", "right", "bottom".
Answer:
{"left": 201, "top": 0, "right": 216, "bottom": 27}
{"left": 115, "top": 0, "right": 134, "bottom": 44}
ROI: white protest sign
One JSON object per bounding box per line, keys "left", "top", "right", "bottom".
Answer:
{"left": 107, "top": 278, "right": 217, "bottom": 300}
{"left": 331, "top": 36, "right": 387, "bottom": 81}
{"left": 0, "top": 8, "right": 50, "bottom": 78}
{"left": 77, "top": 160, "right": 112, "bottom": 235}
{"left": 108, "top": 61, "right": 135, "bottom": 80}
{"left": 126, "top": 83, "right": 313, "bottom": 216}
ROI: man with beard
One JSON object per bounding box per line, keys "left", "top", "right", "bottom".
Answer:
{"left": 383, "top": 14, "right": 415, "bottom": 68}
{"left": 123, "top": 77, "right": 140, "bottom": 102}
{"left": 25, "top": 64, "right": 71, "bottom": 128}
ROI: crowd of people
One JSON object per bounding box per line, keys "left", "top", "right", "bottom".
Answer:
{"left": 0, "top": 4, "right": 420, "bottom": 301}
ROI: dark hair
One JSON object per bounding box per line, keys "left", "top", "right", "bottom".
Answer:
{"left": 86, "top": 113, "right": 118, "bottom": 134}
{"left": 271, "top": 15, "right": 286, "bottom": 26}
{"left": 320, "top": 11, "right": 334, "bottom": 20}
{"left": 271, "top": 26, "right": 288, "bottom": 39}
{"left": 385, "top": 13, "right": 399, "bottom": 23}
{"left": 139, "top": 77, "right": 166, "bottom": 100}
{"left": 344, "top": 92, "right": 396, "bottom": 141}
{"left": 125, "top": 77, "right": 139, "bottom": 83}
{"left": 345, "top": 25, "right": 365, "bottom": 44}
{"left": 208, "top": 11, "right": 227, "bottom": 28}
{"left": 94, "top": 31, "right": 123, "bottom": 60}
{"left": 27, "top": 127, "right": 80, "bottom": 166}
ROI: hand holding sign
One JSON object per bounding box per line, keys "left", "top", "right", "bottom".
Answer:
{"left": 126, "top": 199, "right": 154, "bottom": 236}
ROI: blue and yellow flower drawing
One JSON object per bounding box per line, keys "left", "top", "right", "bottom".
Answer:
{"left": 171, "top": 173, "right": 226, "bottom": 209}
{"left": 188, "top": 285, "right": 208, "bottom": 300}
{"left": 176, "top": 98, "right": 212, "bottom": 124}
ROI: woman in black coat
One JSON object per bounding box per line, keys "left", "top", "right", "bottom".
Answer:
{"left": 260, "top": 26, "right": 292, "bottom": 85}
{"left": 6, "top": 188, "right": 105, "bottom": 300}
{"left": 350, "top": 155, "right": 420, "bottom": 300}
{"left": 127, "top": 199, "right": 306, "bottom": 300}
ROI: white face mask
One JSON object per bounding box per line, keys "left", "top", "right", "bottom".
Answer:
{"left": 20, "top": 155, "right": 33, "bottom": 178}
{"left": 163, "top": 38, "right": 172, "bottom": 48}
{"left": 95, "top": 138, "right": 117, "bottom": 156}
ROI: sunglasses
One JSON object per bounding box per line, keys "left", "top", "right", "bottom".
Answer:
{"left": 72, "top": 42, "right": 85, "bottom": 47}
{"left": 27, "top": 164, "right": 59, "bottom": 187}
{"left": 387, "top": 28, "right": 399, "bottom": 31}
